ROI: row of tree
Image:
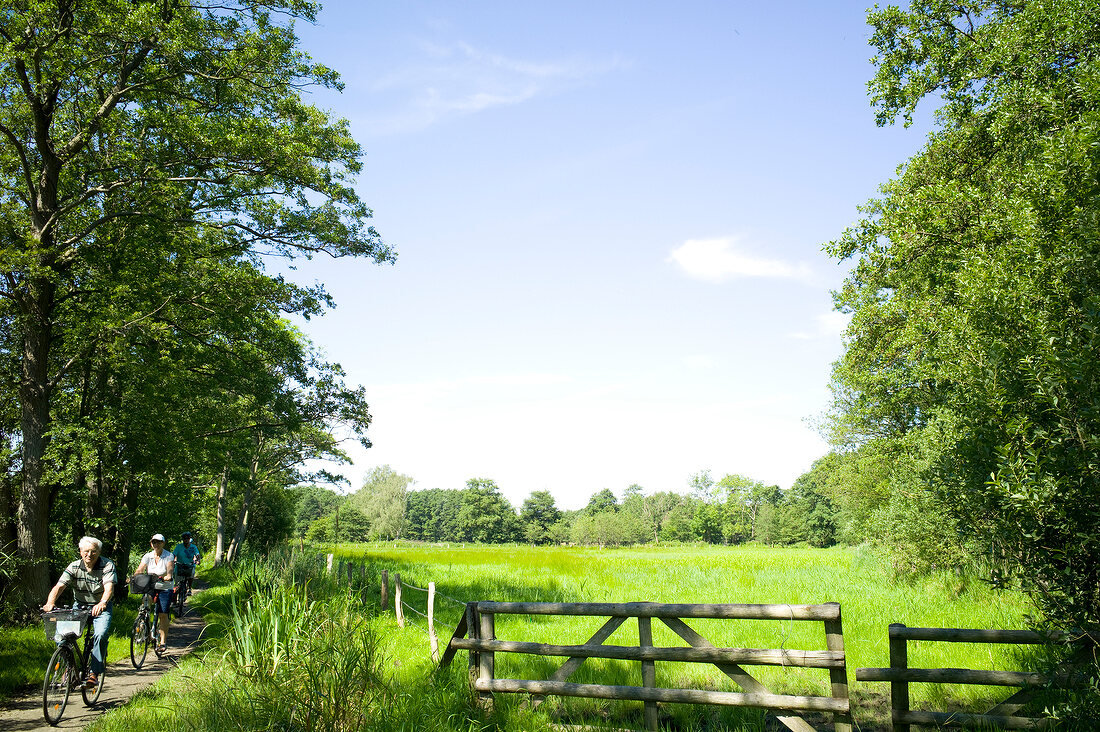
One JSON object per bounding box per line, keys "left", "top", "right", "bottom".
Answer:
{"left": 292, "top": 467, "right": 844, "bottom": 550}
{"left": 0, "top": 1, "right": 391, "bottom": 613}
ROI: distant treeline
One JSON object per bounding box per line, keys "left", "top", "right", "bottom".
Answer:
{"left": 295, "top": 466, "right": 843, "bottom": 549}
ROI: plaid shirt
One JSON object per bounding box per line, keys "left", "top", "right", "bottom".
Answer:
{"left": 59, "top": 556, "right": 117, "bottom": 605}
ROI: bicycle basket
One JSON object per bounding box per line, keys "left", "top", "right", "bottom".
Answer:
{"left": 129, "top": 573, "right": 155, "bottom": 594}
{"left": 43, "top": 609, "right": 88, "bottom": 641}
{"left": 176, "top": 563, "right": 193, "bottom": 578}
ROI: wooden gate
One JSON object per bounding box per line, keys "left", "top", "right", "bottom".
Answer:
{"left": 442, "top": 600, "right": 852, "bottom": 732}
{"left": 856, "top": 624, "right": 1090, "bottom": 730}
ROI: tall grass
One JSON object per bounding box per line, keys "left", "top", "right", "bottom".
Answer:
{"left": 84, "top": 543, "right": 1091, "bottom": 731}
{"left": 333, "top": 542, "right": 1043, "bottom": 728}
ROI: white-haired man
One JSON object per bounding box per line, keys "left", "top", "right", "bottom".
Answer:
{"left": 43, "top": 536, "right": 116, "bottom": 688}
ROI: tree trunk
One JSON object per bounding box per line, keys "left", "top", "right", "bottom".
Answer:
{"left": 15, "top": 280, "right": 56, "bottom": 607}
{"left": 110, "top": 473, "right": 138, "bottom": 578}
{"left": 214, "top": 458, "right": 229, "bottom": 565}
{"left": 225, "top": 437, "right": 261, "bottom": 563}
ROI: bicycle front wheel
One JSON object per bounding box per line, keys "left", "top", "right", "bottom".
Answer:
{"left": 81, "top": 660, "right": 105, "bottom": 705}
{"left": 174, "top": 584, "right": 185, "bottom": 616}
{"left": 43, "top": 644, "right": 75, "bottom": 725}
{"left": 130, "top": 616, "right": 150, "bottom": 668}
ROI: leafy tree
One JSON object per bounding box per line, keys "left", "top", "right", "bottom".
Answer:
{"left": 660, "top": 496, "right": 700, "bottom": 543}
{"left": 294, "top": 485, "right": 343, "bottom": 538}
{"left": 351, "top": 465, "right": 412, "bottom": 540}
{"left": 520, "top": 490, "right": 561, "bottom": 545}
{"left": 637, "top": 491, "right": 680, "bottom": 544}
{"left": 0, "top": 0, "right": 391, "bottom": 603}
{"left": 404, "top": 489, "right": 463, "bottom": 542}
{"left": 457, "top": 479, "right": 519, "bottom": 544}
{"left": 779, "top": 473, "right": 839, "bottom": 548}
{"left": 828, "top": 0, "right": 1100, "bottom": 624}
{"left": 334, "top": 505, "right": 372, "bottom": 543}
{"left": 584, "top": 488, "right": 618, "bottom": 514}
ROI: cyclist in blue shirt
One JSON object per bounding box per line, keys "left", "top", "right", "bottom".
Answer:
{"left": 172, "top": 532, "right": 201, "bottom": 596}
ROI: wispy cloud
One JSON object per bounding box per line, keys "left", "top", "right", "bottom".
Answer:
{"left": 667, "top": 237, "right": 814, "bottom": 284}
{"left": 365, "top": 41, "right": 626, "bottom": 134}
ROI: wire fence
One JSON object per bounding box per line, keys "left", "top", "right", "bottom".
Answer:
{"left": 326, "top": 553, "right": 469, "bottom": 662}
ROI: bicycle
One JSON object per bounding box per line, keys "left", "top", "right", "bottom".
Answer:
{"left": 128, "top": 574, "right": 164, "bottom": 668}
{"left": 173, "top": 563, "right": 193, "bottom": 616}
{"left": 41, "top": 607, "right": 106, "bottom": 725}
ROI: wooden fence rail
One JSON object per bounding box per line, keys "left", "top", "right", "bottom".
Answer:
{"left": 856, "top": 624, "right": 1089, "bottom": 731}
{"left": 442, "top": 600, "right": 852, "bottom": 732}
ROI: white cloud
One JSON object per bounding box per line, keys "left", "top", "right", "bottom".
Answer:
{"left": 668, "top": 237, "right": 814, "bottom": 283}
{"left": 365, "top": 41, "right": 626, "bottom": 134}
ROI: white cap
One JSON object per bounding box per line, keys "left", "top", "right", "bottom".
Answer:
{"left": 151, "top": 533, "right": 165, "bottom": 542}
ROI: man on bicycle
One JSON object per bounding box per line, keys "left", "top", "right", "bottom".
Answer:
{"left": 42, "top": 536, "right": 116, "bottom": 688}
{"left": 172, "top": 531, "right": 201, "bottom": 596}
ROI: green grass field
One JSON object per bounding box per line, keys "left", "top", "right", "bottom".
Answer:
{"left": 333, "top": 542, "right": 1038, "bottom": 726}
{"left": 4, "top": 543, "right": 1048, "bottom": 731}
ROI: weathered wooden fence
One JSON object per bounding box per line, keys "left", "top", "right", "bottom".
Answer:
{"left": 441, "top": 600, "right": 852, "bottom": 732}
{"left": 321, "top": 553, "right": 1092, "bottom": 729}
{"left": 856, "top": 624, "right": 1090, "bottom": 731}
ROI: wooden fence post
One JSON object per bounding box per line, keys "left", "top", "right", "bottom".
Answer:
{"left": 429, "top": 582, "right": 440, "bottom": 662}
{"left": 395, "top": 573, "right": 405, "bottom": 627}
{"left": 889, "top": 623, "right": 911, "bottom": 732}
{"left": 638, "top": 616, "right": 658, "bottom": 732}
{"left": 479, "top": 605, "right": 495, "bottom": 712}
{"left": 346, "top": 562, "right": 353, "bottom": 584}
{"left": 466, "top": 603, "right": 480, "bottom": 687}
{"left": 381, "top": 569, "right": 389, "bottom": 611}
{"left": 823, "top": 602, "right": 852, "bottom": 732}
{"left": 326, "top": 553, "right": 333, "bottom": 574}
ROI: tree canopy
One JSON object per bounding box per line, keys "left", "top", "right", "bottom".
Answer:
{"left": 827, "top": 0, "right": 1100, "bottom": 625}
{"left": 0, "top": 0, "right": 391, "bottom": 607}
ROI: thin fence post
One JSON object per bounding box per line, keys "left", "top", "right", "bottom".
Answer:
{"left": 326, "top": 553, "right": 333, "bottom": 574}
{"left": 638, "top": 615, "right": 658, "bottom": 732}
{"left": 395, "top": 573, "right": 405, "bottom": 627}
{"left": 889, "top": 623, "right": 911, "bottom": 732}
{"left": 478, "top": 605, "right": 495, "bottom": 713}
{"left": 346, "top": 562, "right": 353, "bottom": 584}
{"left": 466, "top": 602, "right": 480, "bottom": 688}
{"left": 381, "top": 569, "right": 389, "bottom": 611}
{"left": 428, "top": 581, "right": 440, "bottom": 662}
{"left": 823, "top": 602, "right": 852, "bottom": 732}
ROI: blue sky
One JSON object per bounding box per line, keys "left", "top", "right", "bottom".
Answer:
{"left": 286, "top": 1, "right": 932, "bottom": 510}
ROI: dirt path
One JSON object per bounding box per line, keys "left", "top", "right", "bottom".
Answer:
{"left": 0, "top": 585, "right": 209, "bottom": 731}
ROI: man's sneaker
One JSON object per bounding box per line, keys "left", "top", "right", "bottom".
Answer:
{"left": 84, "top": 672, "right": 98, "bottom": 689}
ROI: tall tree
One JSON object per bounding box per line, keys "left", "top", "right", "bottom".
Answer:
{"left": 0, "top": 0, "right": 391, "bottom": 604}
{"left": 457, "top": 479, "right": 519, "bottom": 544}
{"left": 350, "top": 465, "right": 412, "bottom": 541}
{"left": 520, "top": 490, "right": 561, "bottom": 545}
{"left": 828, "top": 0, "right": 1100, "bottom": 624}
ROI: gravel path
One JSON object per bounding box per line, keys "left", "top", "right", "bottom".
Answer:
{"left": 0, "top": 584, "right": 209, "bottom": 731}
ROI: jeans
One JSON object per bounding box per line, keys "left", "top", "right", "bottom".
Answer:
{"left": 85, "top": 602, "right": 112, "bottom": 675}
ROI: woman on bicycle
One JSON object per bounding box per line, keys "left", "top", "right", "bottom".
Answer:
{"left": 42, "top": 536, "right": 116, "bottom": 688}
{"left": 134, "top": 533, "right": 174, "bottom": 655}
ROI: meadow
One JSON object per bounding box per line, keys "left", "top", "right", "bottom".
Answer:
{"left": 333, "top": 542, "right": 1038, "bottom": 727}
{"left": 3, "top": 542, "right": 1049, "bottom": 731}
